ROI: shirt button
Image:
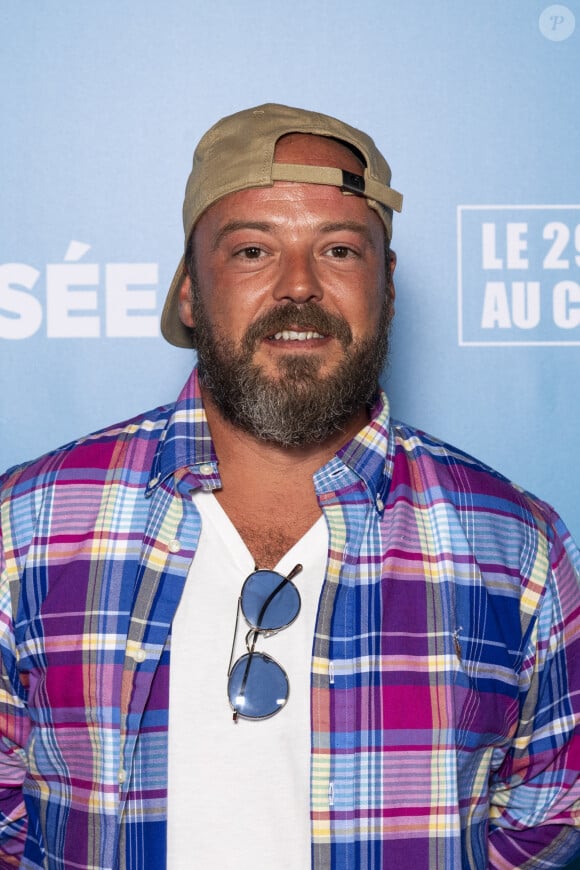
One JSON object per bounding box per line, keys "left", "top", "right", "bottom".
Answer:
{"left": 199, "top": 463, "right": 213, "bottom": 476}
{"left": 118, "top": 769, "right": 127, "bottom": 784}
{"left": 168, "top": 539, "right": 181, "bottom": 553}
{"left": 376, "top": 495, "right": 384, "bottom": 511}
{"left": 150, "top": 475, "right": 160, "bottom": 487}
{"left": 134, "top": 648, "right": 146, "bottom": 663}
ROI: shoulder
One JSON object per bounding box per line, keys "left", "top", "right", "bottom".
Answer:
{"left": 387, "top": 422, "right": 580, "bottom": 626}
{"left": 388, "top": 419, "right": 563, "bottom": 537}
{"left": 0, "top": 402, "right": 173, "bottom": 505}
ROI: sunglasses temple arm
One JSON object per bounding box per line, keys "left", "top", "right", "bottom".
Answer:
{"left": 256, "top": 563, "right": 303, "bottom": 628}
{"left": 286, "top": 563, "right": 303, "bottom": 583}
{"left": 227, "top": 597, "right": 243, "bottom": 679}
{"left": 230, "top": 630, "right": 259, "bottom": 725}
{"left": 228, "top": 600, "right": 260, "bottom": 724}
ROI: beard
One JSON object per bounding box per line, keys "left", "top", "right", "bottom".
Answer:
{"left": 191, "top": 293, "right": 392, "bottom": 447}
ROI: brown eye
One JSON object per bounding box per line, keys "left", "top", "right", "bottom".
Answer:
{"left": 329, "top": 246, "right": 352, "bottom": 259}
{"left": 240, "top": 247, "right": 263, "bottom": 259}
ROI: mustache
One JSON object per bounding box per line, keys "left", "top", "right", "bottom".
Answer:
{"left": 242, "top": 303, "right": 353, "bottom": 351}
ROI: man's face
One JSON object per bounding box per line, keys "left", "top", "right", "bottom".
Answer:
{"left": 179, "top": 133, "right": 395, "bottom": 446}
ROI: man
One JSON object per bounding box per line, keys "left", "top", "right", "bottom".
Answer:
{"left": 0, "top": 104, "right": 579, "bottom": 870}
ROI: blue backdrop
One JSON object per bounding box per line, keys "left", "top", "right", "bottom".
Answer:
{"left": 1, "top": 0, "right": 579, "bottom": 543}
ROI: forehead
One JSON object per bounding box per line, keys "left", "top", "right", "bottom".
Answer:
{"left": 273, "top": 132, "right": 365, "bottom": 174}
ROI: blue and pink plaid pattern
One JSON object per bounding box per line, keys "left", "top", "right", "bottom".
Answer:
{"left": 1, "top": 369, "right": 579, "bottom": 868}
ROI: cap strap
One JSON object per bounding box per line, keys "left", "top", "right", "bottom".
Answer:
{"left": 271, "top": 163, "right": 403, "bottom": 212}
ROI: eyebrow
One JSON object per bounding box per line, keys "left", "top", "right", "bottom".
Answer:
{"left": 211, "top": 221, "right": 273, "bottom": 251}
{"left": 211, "top": 219, "right": 377, "bottom": 251}
{"left": 317, "top": 221, "right": 377, "bottom": 248}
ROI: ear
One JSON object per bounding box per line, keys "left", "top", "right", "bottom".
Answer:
{"left": 387, "top": 248, "right": 396, "bottom": 301}
{"left": 178, "top": 274, "right": 195, "bottom": 328}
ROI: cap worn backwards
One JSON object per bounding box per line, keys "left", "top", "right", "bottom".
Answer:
{"left": 161, "top": 102, "right": 403, "bottom": 348}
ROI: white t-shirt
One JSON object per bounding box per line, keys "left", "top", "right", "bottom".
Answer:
{"left": 167, "top": 490, "right": 328, "bottom": 868}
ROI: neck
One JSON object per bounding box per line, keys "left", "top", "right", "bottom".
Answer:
{"left": 200, "top": 385, "right": 372, "bottom": 568}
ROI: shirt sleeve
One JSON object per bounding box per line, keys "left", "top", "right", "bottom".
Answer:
{"left": 488, "top": 514, "right": 580, "bottom": 869}
{"left": 0, "top": 519, "right": 30, "bottom": 867}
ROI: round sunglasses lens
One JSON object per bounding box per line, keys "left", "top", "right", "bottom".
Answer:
{"left": 228, "top": 653, "right": 289, "bottom": 719}
{"left": 241, "top": 570, "right": 300, "bottom": 631}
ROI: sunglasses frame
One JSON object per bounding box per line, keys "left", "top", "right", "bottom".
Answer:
{"left": 227, "top": 564, "right": 303, "bottom": 722}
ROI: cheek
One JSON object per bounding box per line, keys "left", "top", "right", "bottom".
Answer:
{"left": 347, "top": 290, "right": 387, "bottom": 335}
{"left": 201, "top": 292, "right": 259, "bottom": 343}
{"left": 333, "top": 259, "right": 387, "bottom": 326}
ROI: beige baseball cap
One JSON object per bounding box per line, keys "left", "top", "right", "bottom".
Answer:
{"left": 161, "top": 103, "right": 403, "bottom": 348}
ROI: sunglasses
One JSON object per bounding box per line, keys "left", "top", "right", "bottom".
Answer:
{"left": 227, "top": 563, "right": 302, "bottom": 722}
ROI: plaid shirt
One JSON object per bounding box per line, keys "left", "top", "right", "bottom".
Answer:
{"left": 1, "top": 368, "right": 579, "bottom": 869}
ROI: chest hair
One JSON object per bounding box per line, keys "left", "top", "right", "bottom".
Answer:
{"left": 215, "top": 495, "right": 322, "bottom": 569}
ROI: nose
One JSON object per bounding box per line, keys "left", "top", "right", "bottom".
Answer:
{"left": 272, "top": 249, "right": 323, "bottom": 304}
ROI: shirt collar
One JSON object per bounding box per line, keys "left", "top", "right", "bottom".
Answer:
{"left": 147, "top": 368, "right": 218, "bottom": 495}
{"left": 315, "top": 391, "right": 393, "bottom": 516}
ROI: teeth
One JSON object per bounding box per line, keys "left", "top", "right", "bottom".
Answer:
{"left": 272, "top": 330, "right": 324, "bottom": 341}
